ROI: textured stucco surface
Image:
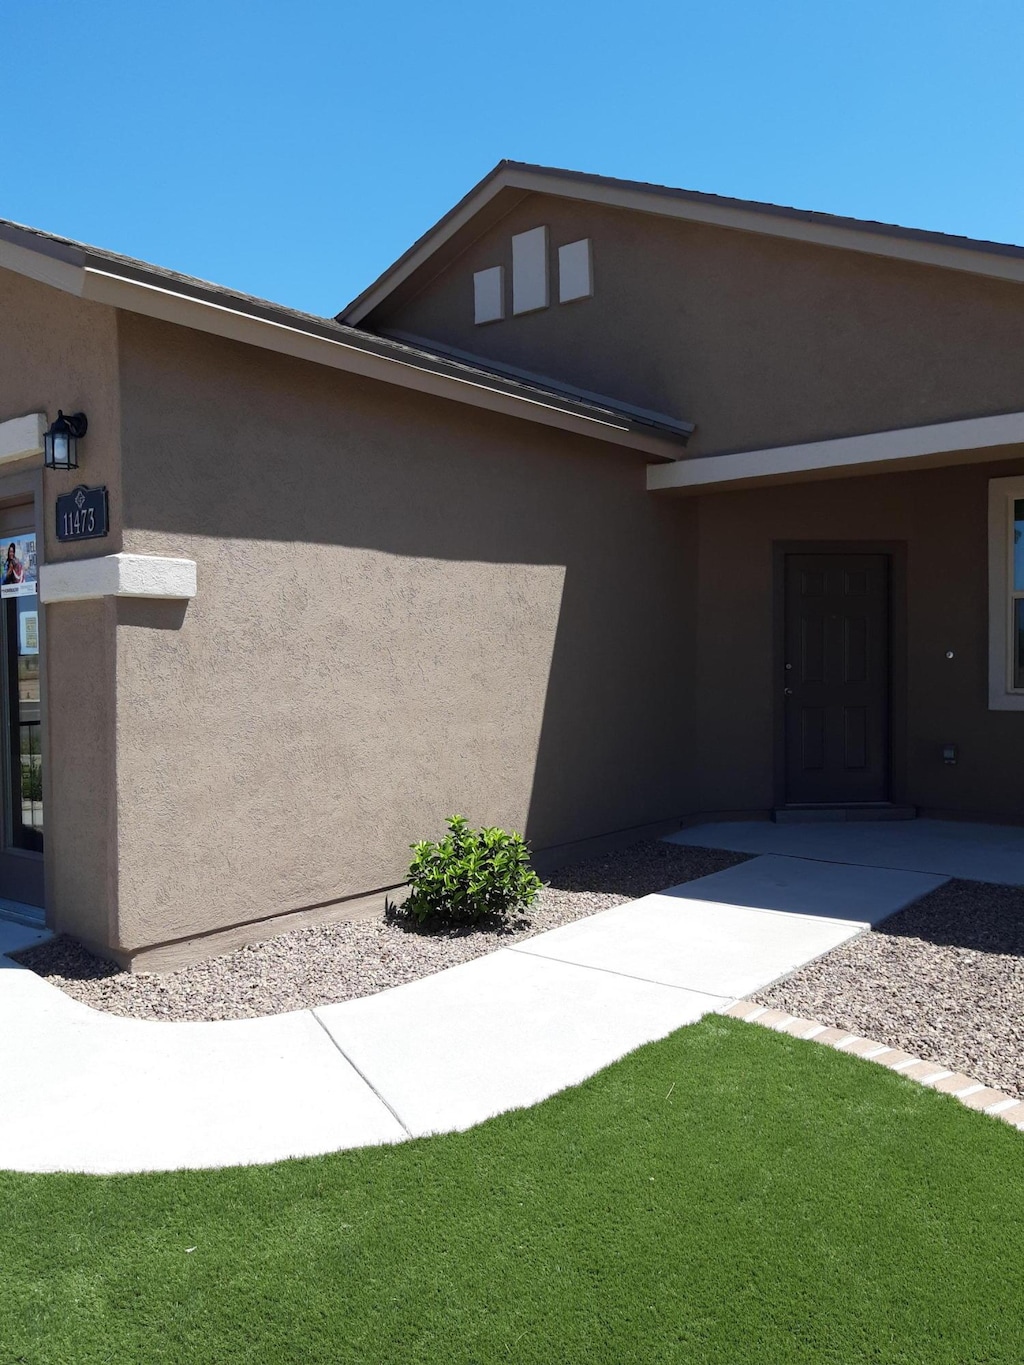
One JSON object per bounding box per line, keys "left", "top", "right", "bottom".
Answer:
{"left": 0, "top": 269, "right": 122, "bottom": 938}
{"left": 8, "top": 207, "right": 1024, "bottom": 966}
{"left": 693, "top": 454, "right": 1024, "bottom": 818}
{"left": 373, "top": 192, "right": 1024, "bottom": 458}
{"left": 113, "top": 312, "right": 699, "bottom": 955}
{"left": 45, "top": 598, "right": 118, "bottom": 946}
{"left": 0, "top": 269, "right": 123, "bottom": 562}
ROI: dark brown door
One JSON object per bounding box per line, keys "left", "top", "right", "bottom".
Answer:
{"left": 783, "top": 553, "right": 890, "bottom": 805}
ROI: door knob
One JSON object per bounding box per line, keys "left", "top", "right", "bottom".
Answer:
{"left": 784, "top": 687, "right": 794, "bottom": 696}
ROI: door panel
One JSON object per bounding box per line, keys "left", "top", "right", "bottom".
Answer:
{"left": 784, "top": 553, "right": 890, "bottom": 805}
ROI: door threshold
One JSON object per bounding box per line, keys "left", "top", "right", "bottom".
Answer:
{"left": 773, "top": 805, "right": 917, "bottom": 824}
{"left": 0, "top": 898, "right": 46, "bottom": 928}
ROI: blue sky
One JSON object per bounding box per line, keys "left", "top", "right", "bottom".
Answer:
{"left": 3, "top": 1, "right": 1022, "bottom": 316}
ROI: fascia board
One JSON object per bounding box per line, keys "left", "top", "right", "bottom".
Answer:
{"left": 341, "top": 165, "right": 1024, "bottom": 326}
{"left": 498, "top": 168, "right": 1024, "bottom": 287}
{"left": 342, "top": 171, "right": 514, "bottom": 324}
{"left": 0, "top": 237, "right": 84, "bottom": 294}
{"left": 647, "top": 411, "right": 1024, "bottom": 495}
{"left": 80, "top": 268, "right": 681, "bottom": 461}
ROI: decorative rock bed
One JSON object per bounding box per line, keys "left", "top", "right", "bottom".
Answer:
{"left": 13, "top": 841, "right": 747, "bottom": 1022}
{"left": 755, "top": 878, "right": 1024, "bottom": 1100}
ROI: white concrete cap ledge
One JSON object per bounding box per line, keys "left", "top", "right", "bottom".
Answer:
{"left": 40, "top": 552, "right": 197, "bottom": 603}
{"left": 0, "top": 412, "right": 45, "bottom": 465}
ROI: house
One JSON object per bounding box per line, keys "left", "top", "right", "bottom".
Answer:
{"left": 2, "top": 160, "right": 1024, "bottom": 969}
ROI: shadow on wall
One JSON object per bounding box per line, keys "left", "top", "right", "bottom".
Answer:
{"left": 116, "top": 320, "right": 701, "bottom": 863}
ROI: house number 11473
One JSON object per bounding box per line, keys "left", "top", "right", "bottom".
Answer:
{"left": 54, "top": 485, "right": 109, "bottom": 543}
{"left": 61, "top": 505, "right": 96, "bottom": 537}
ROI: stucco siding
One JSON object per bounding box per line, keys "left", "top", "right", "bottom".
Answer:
{"left": 114, "top": 313, "right": 698, "bottom": 955}
{"left": 0, "top": 268, "right": 124, "bottom": 560}
{"left": 46, "top": 598, "right": 118, "bottom": 945}
{"left": 694, "top": 456, "right": 1024, "bottom": 819}
{"left": 0, "top": 269, "right": 122, "bottom": 940}
{"left": 374, "top": 193, "right": 1024, "bottom": 458}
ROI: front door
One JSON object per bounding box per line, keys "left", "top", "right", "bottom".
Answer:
{"left": 0, "top": 503, "right": 43, "bottom": 907}
{"left": 783, "top": 553, "right": 890, "bottom": 806}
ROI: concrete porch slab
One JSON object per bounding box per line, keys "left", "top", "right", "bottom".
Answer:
{"left": 315, "top": 948, "right": 725, "bottom": 1138}
{"left": 665, "top": 817, "right": 1024, "bottom": 885}
{"left": 666, "top": 854, "right": 947, "bottom": 925}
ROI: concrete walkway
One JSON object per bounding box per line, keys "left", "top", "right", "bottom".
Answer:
{"left": 666, "top": 816, "right": 1024, "bottom": 885}
{"left": 0, "top": 828, "right": 960, "bottom": 1175}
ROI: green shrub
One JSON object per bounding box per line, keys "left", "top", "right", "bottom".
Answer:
{"left": 398, "top": 815, "right": 543, "bottom": 926}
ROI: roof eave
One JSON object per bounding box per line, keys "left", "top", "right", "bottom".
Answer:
{"left": 0, "top": 226, "right": 684, "bottom": 462}
{"left": 646, "top": 411, "right": 1024, "bottom": 495}
{"left": 339, "top": 161, "right": 1024, "bottom": 326}
{"left": 80, "top": 267, "right": 685, "bottom": 461}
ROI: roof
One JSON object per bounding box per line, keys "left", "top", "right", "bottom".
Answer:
{"left": 647, "top": 409, "right": 1024, "bottom": 496}
{"left": 0, "top": 216, "right": 690, "bottom": 460}
{"left": 340, "top": 159, "right": 1024, "bottom": 326}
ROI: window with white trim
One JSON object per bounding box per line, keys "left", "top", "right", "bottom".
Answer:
{"left": 987, "top": 475, "right": 1024, "bottom": 710}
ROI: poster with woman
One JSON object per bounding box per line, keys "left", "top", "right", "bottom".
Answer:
{"left": 1, "top": 535, "right": 37, "bottom": 598}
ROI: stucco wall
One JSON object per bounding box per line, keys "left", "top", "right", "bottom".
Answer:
{"left": 0, "top": 268, "right": 121, "bottom": 943}
{"left": 113, "top": 312, "right": 699, "bottom": 956}
{"left": 372, "top": 193, "right": 1024, "bottom": 457}
{"left": 693, "top": 455, "right": 1024, "bottom": 819}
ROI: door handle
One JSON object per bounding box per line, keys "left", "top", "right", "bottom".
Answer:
{"left": 784, "top": 687, "right": 794, "bottom": 696}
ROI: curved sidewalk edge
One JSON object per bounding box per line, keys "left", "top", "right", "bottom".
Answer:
{"left": 0, "top": 852, "right": 948, "bottom": 1176}
{"left": 0, "top": 945, "right": 726, "bottom": 1176}
{"left": 724, "top": 999, "right": 1024, "bottom": 1131}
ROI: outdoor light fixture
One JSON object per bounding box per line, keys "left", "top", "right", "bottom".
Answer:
{"left": 43, "top": 410, "right": 87, "bottom": 471}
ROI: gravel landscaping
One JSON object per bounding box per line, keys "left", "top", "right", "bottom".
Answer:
{"left": 12, "top": 840, "right": 747, "bottom": 1022}
{"left": 755, "top": 877, "right": 1024, "bottom": 1100}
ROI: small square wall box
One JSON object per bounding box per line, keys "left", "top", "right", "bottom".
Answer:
{"left": 512, "top": 226, "right": 549, "bottom": 315}
{"left": 558, "top": 239, "right": 593, "bottom": 303}
{"left": 473, "top": 266, "right": 504, "bottom": 325}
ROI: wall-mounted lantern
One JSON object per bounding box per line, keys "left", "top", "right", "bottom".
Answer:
{"left": 43, "top": 411, "right": 88, "bottom": 471}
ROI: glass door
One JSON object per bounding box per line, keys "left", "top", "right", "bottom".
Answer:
{"left": 0, "top": 504, "right": 43, "bottom": 908}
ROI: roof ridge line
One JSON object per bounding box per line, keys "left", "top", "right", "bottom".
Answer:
{"left": 338, "top": 160, "right": 1024, "bottom": 326}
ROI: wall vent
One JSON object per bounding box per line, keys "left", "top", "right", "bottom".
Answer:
{"left": 473, "top": 265, "right": 505, "bottom": 324}
{"left": 473, "top": 229, "right": 593, "bottom": 324}
{"left": 511, "top": 226, "right": 549, "bottom": 315}
{"left": 558, "top": 239, "right": 593, "bottom": 303}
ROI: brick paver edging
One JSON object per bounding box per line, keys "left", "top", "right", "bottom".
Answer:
{"left": 722, "top": 1000, "right": 1024, "bottom": 1132}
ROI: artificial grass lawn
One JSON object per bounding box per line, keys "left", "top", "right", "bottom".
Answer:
{"left": 3, "top": 1018, "right": 1023, "bottom": 1364}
